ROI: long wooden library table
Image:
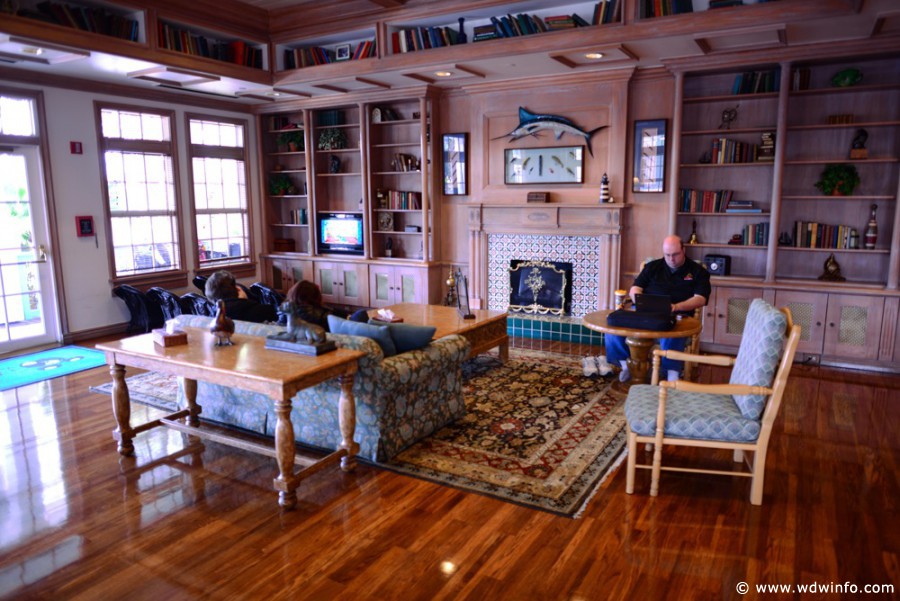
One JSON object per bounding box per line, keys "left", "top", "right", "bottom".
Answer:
{"left": 96, "top": 327, "right": 365, "bottom": 510}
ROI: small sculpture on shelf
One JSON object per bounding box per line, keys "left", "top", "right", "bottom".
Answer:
{"left": 599, "top": 173, "right": 610, "bottom": 203}
{"left": 688, "top": 220, "right": 699, "bottom": 245}
{"left": 727, "top": 233, "right": 744, "bottom": 245}
{"left": 385, "top": 236, "right": 393, "bottom": 257}
{"left": 718, "top": 105, "right": 738, "bottom": 130}
{"left": 444, "top": 269, "right": 458, "bottom": 307}
{"left": 831, "top": 68, "right": 862, "bottom": 88}
{"left": 818, "top": 253, "right": 846, "bottom": 282}
{"left": 210, "top": 300, "right": 235, "bottom": 347}
{"left": 849, "top": 128, "right": 868, "bottom": 159}
{"left": 329, "top": 155, "right": 341, "bottom": 174}
{"left": 864, "top": 204, "right": 878, "bottom": 249}
{"left": 778, "top": 231, "right": 793, "bottom": 246}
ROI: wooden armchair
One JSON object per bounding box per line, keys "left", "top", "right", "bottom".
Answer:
{"left": 623, "top": 299, "right": 800, "bottom": 505}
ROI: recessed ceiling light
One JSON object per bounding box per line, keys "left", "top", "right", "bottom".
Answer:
{"left": 584, "top": 52, "right": 605, "bottom": 59}
{"left": 21, "top": 46, "right": 43, "bottom": 56}
{"left": 434, "top": 71, "right": 453, "bottom": 77}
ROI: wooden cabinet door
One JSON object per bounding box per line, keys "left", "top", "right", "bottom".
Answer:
{"left": 699, "top": 287, "right": 716, "bottom": 345}
{"left": 823, "top": 294, "right": 884, "bottom": 360}
{"left": 314, "top": 262, "right": 341, "bottom": 304}
{"left": 369, "top": 265, "right": 394, "bottom": 308}
{"left": 338, "top": 263, "right": 368, "bottom": 306}
{"left": 774, "top": 290, "right": 828, "bottom": 355}
{"left": 394, "top": 266, "right": 424, "bottom": 304}
{"left": 712, "top": 287, "right": 765, "bottom": 346}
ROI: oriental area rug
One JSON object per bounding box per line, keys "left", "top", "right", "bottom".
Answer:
{"left": 89, "top": 348, "right": 627, "bottom": 518}
{"left": 384, "top": 349, "right": 627, "bottom": 517}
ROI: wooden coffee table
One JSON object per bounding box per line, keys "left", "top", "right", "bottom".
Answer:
{"left": 582, "top": 310, "right": 702, "bottom": 385}
{"left": 96, "top": 327, "right": 365, "bottom": 510}
{"left": 372, "top": 303, "right": 509, "bottom": 361}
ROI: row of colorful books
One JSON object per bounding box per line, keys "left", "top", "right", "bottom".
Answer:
{"left": 283, "top": 40, "right": 375, "bottom": 69}
{"left": 18, "top": 2, "right": 139, "bottom": 41}
{"left": 732, "top": 69, "right": 781, "bottom": 95}
{"left": 391, "top": 26, "right": 461, "bottom": 53}
{"left": 739, "top": 222, "right": 770, "bottom": 247}
{"left": 709, "top": 137, "right": 763, "bottom": 164}
{"left": 792, "top": 221, "right": 860, "bottom": 249}
{"left": 375, "top": 190, "right": 422, "bottom": 211}
{"left": 678, "top": 188, "right": 734, "bottom": 213}
{"left": 469, "top": 1, "right": 621, "bottom": 43}
{"left": 639, "top": 0, "right": 694, "bottom": 18}
{"left": 157, "top": 23, "right": 263, "bottom": 69}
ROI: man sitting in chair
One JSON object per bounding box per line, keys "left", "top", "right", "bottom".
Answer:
{"left": 607, "top": 235, "right": 710, "bottom": 383}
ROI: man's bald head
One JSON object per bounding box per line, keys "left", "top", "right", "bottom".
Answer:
{"left": 662, "top": 235, "right": 686, "bottom": 270}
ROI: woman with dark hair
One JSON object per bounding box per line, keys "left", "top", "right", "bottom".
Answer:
{"left": 286, "top": 280, "right": 366, "bottom": 331}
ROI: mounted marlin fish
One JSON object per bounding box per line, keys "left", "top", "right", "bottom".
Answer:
{"left": 496, "top": 107, "right": 607, "bottom": 156}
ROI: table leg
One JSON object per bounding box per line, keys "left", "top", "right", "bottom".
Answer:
{"left": 110, "top": 363, "right": 134, "bottom": 456}
{"left": 338, "top": 372, "right": 359, "bottom": 472}
{"left": 180, "top": 377, "right": 200, "bottom": 427}
{"left": 498, "top": 339, "right": 509, "bottom": 363}
{"left": 273, "top": 398, "right": 297, "bottom": 510}
{"left": 625, "top": 337, "right": 656, "bottom": 385}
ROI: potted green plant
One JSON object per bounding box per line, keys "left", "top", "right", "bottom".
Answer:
{"left": 269, "top": 173, "right": 294, "bottom": 196}
{"left": 815, "top": 163, "right": 861, "bottom": 196}
{"left": 317, "top": 128, "right": 346, "bottom": 150}
{"left": 276, "top": 130, "right": 304, "bottom": 152}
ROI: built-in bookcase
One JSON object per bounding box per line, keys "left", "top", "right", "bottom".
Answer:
{"left": 156, "top": 19, "right": 267, "bottom": 70}
{"left": 9, "top": 0, "right": 145, "bottom": 43}
{"left": 274, "top": 27, "right": 377, "bottom": 72}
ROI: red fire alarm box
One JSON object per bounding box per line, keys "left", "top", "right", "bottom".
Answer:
{"left": 76, "top": 215, "right": 94, "bottom": 237}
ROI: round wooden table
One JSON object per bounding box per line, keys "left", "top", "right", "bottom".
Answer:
{"left": 582, "top": 310, "right": 702, "bottom": 385}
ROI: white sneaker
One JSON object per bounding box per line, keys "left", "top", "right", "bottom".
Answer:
{"left": 595, "top": 355, "right": 614, "bottom": 377}
{"left": 582, "top": 356, "right": 598, "bottom": 377}
{"left": 618, "top": 367, "right": 631, "bottom": 383}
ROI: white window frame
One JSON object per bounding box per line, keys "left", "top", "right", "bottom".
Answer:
{"left": 185, "top": 113, "right": 255, "bottom": 279}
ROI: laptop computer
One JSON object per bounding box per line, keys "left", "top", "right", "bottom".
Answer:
{"left": 635, "top": 293, "right": 672, "bottom": 314}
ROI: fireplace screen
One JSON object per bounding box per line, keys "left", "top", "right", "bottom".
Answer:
{"left": 508, "top": 260, "right": 572, "bottom": 315}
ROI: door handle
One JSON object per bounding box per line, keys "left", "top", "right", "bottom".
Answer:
{"left": 35, "top": 244, "right": 48, "bottom": 263}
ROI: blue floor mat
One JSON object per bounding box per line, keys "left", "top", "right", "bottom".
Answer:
{"left": 0, "top": 345, "right": 107, "bottom": 391}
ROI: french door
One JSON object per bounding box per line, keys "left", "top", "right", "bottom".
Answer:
{"left": 0, "top": 146, "right": 60, "bottom": 353}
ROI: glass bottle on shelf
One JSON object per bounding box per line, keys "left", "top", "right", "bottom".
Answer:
{"left": 864, "top": 204, "right": 878, "bottom": 249}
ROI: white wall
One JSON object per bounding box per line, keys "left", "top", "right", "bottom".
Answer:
{"left": 9, "top": 82, "right": 259, "bottom": 335}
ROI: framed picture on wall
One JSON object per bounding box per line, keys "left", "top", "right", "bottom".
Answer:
{"left": 442, "top": 133, "right": 468, "bottom": 195}
{"left": 504, "top": 146, "right": 584, "bottom": 185}
{"left": 633, "top": 119, "right": 667, "bottom": 192}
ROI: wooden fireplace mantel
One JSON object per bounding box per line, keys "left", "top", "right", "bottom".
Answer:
{"left": 464, "top": 202, "right": 629, "bottom": 312}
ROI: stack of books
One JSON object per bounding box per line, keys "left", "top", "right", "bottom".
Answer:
{"left": 725, "top": 200, "right": 763, "bottom": 213}
{"left": 758, "top": 132, "right": 775, "bottom": 161}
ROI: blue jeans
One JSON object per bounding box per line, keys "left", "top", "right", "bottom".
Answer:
{"left": 605, "top": 334, "right": 687, "bottom": 374}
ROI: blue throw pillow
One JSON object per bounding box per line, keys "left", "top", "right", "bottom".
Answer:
{"left": 327, "top": 315, "right": 396, "bottom": 357}
{"left": 371, "top": 321, "right": 437, "bottom": 353}
{"left": 348, "top": 309, "right": 370, "bottom": 323}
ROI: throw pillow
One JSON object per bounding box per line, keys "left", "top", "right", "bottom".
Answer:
{"left": 371, "top": 321, "right": 437, "bottom": 354}
{"left": 327, "top": 315, "right": 397, "bottom": 357}
{"left": 348, "top": 309, "right": 370, "bottom": 323}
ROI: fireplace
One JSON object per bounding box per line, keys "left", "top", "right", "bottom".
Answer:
{"left": 465, "top": 203, "right": 625, "bottom": 317}
{"left": 508, "top": 259, "right": 573, "bottom": 315}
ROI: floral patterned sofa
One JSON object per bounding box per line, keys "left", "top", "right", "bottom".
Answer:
{"left": 171, "top": 314, "right": 471, "bottom": 462}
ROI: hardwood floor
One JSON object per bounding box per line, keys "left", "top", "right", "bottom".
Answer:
{"left": 1, "top": 335, "right": 898, "bottom": 600}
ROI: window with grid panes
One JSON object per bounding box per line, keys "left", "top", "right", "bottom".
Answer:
{"left": 97, "top": 104, "right": 182, "bottom": 284}
{"left": 186, "top": 114, "right": 252, "bottom": 272}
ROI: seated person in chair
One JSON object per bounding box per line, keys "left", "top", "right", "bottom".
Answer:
{"left": 205, "top": 270, "right": 277, "bottom": 324}
{"left": 607, "top": 235, "right": 710, "bottom": 383}
{"left": 285, "top": 280, "right": 368, "bottom": 332}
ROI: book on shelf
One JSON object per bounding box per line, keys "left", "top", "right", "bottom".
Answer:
{"left": 376, "top": 189, "right": 422, "bottom": 210}
{"left": 793, "top": 221, "right": 858, "bottom": 249}
{"left": 640, "top": 0, "right": 693, "bottom": 18}
{"left": 741, "top": 221, "right": 770, "bottom": 246}
{"left": 731, "top": 69, "right": 780, "bottom": 95}
{"left": 710, "top": 137, "right": 761, "bottom": 164}
{"left": 679, "top": 188, "right": 733, "bottom": 213}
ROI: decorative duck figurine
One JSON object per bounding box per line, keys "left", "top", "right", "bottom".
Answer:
{"left": 211, "top": 299, "right": 234, "bottom": 346}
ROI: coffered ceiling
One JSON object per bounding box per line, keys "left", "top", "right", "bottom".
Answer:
{"left": 0, "top": 0, "right": 897, "bottom": 107}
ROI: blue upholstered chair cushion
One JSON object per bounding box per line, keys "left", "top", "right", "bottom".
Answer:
{"left": 625, "top": 384, "right": 762, "bottom": 443}
{"left": 372, "top": 321, "right": 437, "bottom": 354}
{"left": 328, "top": 315, "right": 397, "bottom": 357}
{"left": 728, "top": 298, "right": 787, "bottom": 420}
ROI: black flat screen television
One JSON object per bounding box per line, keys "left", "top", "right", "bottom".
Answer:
{"left": 317, "top": 212, "right": 364, "bottom": 256}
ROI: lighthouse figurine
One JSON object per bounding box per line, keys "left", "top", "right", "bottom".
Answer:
{"left": 599, "top": 173, "right": 610, "bottom": 203}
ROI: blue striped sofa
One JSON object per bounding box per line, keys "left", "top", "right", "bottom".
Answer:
{"left": 172, "top": 314, "right": 471, "bottom": 462}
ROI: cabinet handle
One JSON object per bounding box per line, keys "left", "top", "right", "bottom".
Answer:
{"left": 816, "top": 321, "right": 822, "bottom": 327}
{"left": 717, "top": 314, "right": 724, "bottom": 318}
{"left": 829, "top": 322, "right": 835, "bottom": 327}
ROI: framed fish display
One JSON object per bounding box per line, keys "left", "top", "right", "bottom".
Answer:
{"left": 504, "top": 146, "right": 584, "bottom": 184}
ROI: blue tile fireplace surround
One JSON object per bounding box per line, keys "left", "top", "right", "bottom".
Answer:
{"left": 507, "top": 313, "right": 604, "bottom": 346}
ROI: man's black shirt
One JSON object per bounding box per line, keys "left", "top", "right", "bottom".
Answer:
{"left": 633, "top": 257, "right": 711, "bottom": 306}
